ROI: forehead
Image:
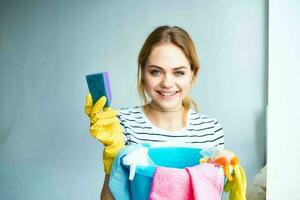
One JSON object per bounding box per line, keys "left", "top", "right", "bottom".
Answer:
{"left": 146, "top": 44, "right": 190, "bottom": 69}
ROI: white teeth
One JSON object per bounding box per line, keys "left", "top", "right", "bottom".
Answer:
{"left": 159, "top": 92, "right": 177, "bottom": 97}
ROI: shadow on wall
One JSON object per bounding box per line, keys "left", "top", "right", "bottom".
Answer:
{"left": 0, "top": 119, "right": 13, "bottom": 144}
{"left": 255, "top": 108, "right": 267, "bottom": 167}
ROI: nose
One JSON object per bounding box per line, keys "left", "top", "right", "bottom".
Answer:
{"left": 161, "top": 74, "right": 173, "bottom": 88}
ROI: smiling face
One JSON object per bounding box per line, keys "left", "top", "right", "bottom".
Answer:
{"left": 143, "top": 43, "right": 194, "bottom": 111}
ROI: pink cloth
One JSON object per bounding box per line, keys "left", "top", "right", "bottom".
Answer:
{"left": 149, "top": 163, "right": 224, "bottom": 200}
{"left": 149, "top": 167, "right": 193, "bottom": 200}
{"left": 187, "top": 163, "right": 224, "bottom": 200}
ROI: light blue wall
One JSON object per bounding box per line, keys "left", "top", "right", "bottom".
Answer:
{"left": 0, "top": 0, "right": 267, "bottom": 199}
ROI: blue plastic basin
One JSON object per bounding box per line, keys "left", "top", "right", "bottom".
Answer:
{"left": 126, "top": 147, "right": 203, "bottom": 200}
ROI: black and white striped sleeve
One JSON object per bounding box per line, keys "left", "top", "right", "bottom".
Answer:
{"left": 213, "top": 119, "right": 224, "bottom": 149}
{"left": 117, "top": 111, "right": 129, "bottom": 145}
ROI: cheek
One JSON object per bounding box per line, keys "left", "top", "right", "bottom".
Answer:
{"left": 177, "top": 78, "right": 192, "bottom": 90}
{"left": 144, "top": 75, "right": 158, "bottom": 92}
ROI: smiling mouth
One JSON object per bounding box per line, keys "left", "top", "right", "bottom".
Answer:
{"left": 157, "top": 91, "right": 179, "bottom": 97}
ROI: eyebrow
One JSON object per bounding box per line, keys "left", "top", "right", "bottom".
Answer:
{"left": 147, "top": 65, "right": 188, "bottom": 70}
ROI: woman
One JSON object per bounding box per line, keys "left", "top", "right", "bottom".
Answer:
{"left": 85, "top": 25, "right": 224, "bottom": 200}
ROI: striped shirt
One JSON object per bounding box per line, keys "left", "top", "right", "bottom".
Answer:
{"left": 117, "top": 106, "right": 224, "bottom": 149}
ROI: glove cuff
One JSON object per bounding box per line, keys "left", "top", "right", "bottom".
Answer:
{"left": 103, "top": 157, "right": 114, "bottom": 175}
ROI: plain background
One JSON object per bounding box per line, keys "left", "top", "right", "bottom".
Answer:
{"left": 0, "top": 0, "right": 270, "bottom": 199}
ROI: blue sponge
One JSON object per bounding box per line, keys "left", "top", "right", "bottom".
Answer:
{"left": 86, "top": 72, "right": 112, "bottom": 107}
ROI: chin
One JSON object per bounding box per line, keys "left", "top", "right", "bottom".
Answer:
{"left": 156, "top": 101, "right": 181, "bottom": 111}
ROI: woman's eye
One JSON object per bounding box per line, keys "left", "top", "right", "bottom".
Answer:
{"left": 174, "top": 71, "right": 185, "bottom": 76}
{"left": 150, "top": 70, "right": 161, "bottom": 76}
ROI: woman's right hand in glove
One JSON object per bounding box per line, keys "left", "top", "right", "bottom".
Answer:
{"left": 85, "top": 93, "right": 125, "bottom": 175}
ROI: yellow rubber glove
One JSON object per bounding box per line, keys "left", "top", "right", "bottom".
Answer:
{"left": 224, "top": 157, "right": 247, "bottom": 200}
{"left": 85, "top": 93, "right": 125, "bottom": 175}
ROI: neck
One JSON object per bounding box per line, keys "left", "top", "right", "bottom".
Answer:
{"left": 143, "top": 103, "right": 186, "bottom": 131}
{"left": 148, "top": 103, "right": 183, "bottom": 113}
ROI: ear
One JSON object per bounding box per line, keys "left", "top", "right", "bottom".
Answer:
{"left": 191, "top": 64, "right": 199, "bottom": 84}
{"left": 190, "top": 75, "right": 196, "bottom": 87}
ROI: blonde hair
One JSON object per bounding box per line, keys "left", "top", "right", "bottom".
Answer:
{"left": 137, "top": 25, "right": 200, "bottom": 112}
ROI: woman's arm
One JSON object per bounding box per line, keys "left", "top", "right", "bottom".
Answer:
{"left": 100, "top": 175, "right": 114, "bottom": 200}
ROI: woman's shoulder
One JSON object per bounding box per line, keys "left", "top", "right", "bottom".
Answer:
{"left": 117, "top": 106, "right": 150, "bottom": 131}
{"left": 117, "top": 106, "right": 144, "bottom": 120}
{"left": 187, "top": 109, "right": 224, "bottom": 148}
{"left": 188, "top": 109, "right": 219, "bottom": 123}
{"left": 118, "top": 106, "right": 142, "bottom": 114}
